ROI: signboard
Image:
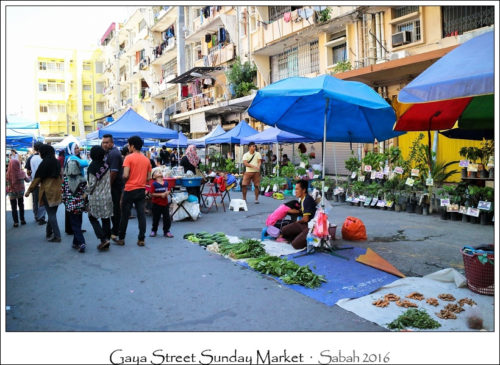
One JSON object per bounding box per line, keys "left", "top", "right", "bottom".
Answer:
{"left": 394, "top": 167, "right": 404, "bottom": 174}
{"left": 467, "top": 163, "right": 478, "bottom": 172}
{"left": 446, "top": 204, "right": 459, "bottom": 212}
{"left": 370, "top": 199, "right": 378, "bottom": 207}
{"left": 375, "top": 171, "right": 384, "bottom": 179}
{"left": 351, "top": 171, "right": 357, "bottom": 179}
{"left": 359, "top": 195, "right": 366, "bottom": 202}
{"left": 459, "top": 160, "right": 469, "bottom": 168}
{"left": 459, "top": 206, "right": 467, "bottom": 214}
{"left": 383, "top": 166, "right": 390, "bottom": 175}
{"left": 467, "top": 207, "right": 480, "bottom": 217}
{"left": 385, "top": 201, "right": 394, "bottom": 208}
{"left": 370, "top": 171, "right": 376, "bottom": 180}
{"left": 440, "top": 198, "right": 450, "bottom": 207}
{"left": 478, "top": 201, "right": 492, "bottom": 211}
{"left": 426, "top": 177, "right": 434, "bottom": 186}
{"left": 358, "top": 175, "right": 365, "bottom": 182}
{"left": 364, "top": 165, "right": 372, "bottom": 172}
{"left": 377, "top": 200, "right": 386, "bottom": 207}
{"left": 411, "top": 168, "right": 420, "bottom": 177}
{"left": 364, "top": 197, "right": 372, "bottom": 206}
{"left": 405, "top": 177, "right": 414, "bottom": 186}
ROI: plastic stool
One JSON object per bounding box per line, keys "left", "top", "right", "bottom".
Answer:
{"left": 229, "top": 199, "right": 248, "bottom": 212}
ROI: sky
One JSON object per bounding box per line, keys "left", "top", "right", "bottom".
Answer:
{"left": 5, "top": 5, "right": 139, "bottom": 119}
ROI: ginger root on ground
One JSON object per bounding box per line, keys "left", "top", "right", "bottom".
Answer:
{"left": 406, "top": 292, "right": 425, "bottom": 301}
{"left": 458, "top": 298, "right": 477, "bottom": 307}
{"left": 426, "top": 298, "right": 439, "bottom": 306}
{"left": 384, "top": 293, "right": 400, "bottom": 302}
{"left": 444, "top": 303, "right": 464, "bottom": 313}
{"left": 436, "top": 309, "right": 457, "bottom": 319}
{"left": 438, "top": 293, "right": 456, "bottom": 301}
{"left": 372, "top": 298, "right": 390, "bottom": 308}
{"left": 396, "top": 300, "right": 418, "bottom": 308}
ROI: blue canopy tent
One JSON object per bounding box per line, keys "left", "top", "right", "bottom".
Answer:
{"left": 6, "top": 129, "right": 41, "bottom": 148}
{"left": 86, "top": 108, "right": 177, "bottom": 140}
{"left": 164, "top": 131, "right": 188, "bottom": 148}
{"left": 187, "top": 125, "right": 226, "bottom": 147}
{"left": 6, "top": 115, "right": 39, "bottom": 129}
{"left": 248, "top": 74, "right": 401, "bottom": 205}
{"left": 205, "top": 120, "right": 258, "bottom": 145}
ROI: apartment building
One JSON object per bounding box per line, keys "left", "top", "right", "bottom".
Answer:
{"left": 35, "top": 47, "right": 104, "bottom": 140}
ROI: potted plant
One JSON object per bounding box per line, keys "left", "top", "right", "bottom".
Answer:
{"left": 479, "top": 139, "right": 494, "bottom": 178}
{"left": 363, "top": 151, "right": 385, "bottom": 181}
{"left": 260, "top": 175, "right": 272, "bottom": 195}
{"left": 479, "top": 186, "right": 494, "bottom": 225}
{"left": 345, "top": 152, "right": 362, "bottom": 182}
{"left": 338, "top": 180, "right": 349, "bottom": 203}
{"left": 467, "top": 185, "right": 481, "bottom": 224}
{"left": 280, "top": 162, "right": 296, "bottom": 189}
{"left": 351, "top": 181, "right": 365, "bottom": 206}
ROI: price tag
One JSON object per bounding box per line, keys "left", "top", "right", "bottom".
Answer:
{"left": 426, "top": 177, "right": 434, "bottom": 186}
{"left": 467, "top": 163, "right": 478, "bottom": 172}
{"left": 299, "top": 162, "right": 306, "bottom": 168}
{"left": 351, "top": 171, "right": 357, "bottom": 179}
{"left": 459, "top": 160, "right": 469, "bottom": 168}
{"left": 370, "top": 171, "right": 376, "bottom": 180}
{"left": 411, "top": 168, "right": 420, "bottom": 177}
{"left": 212, "top": 162, "right": 215, "bottom": 167}
{"left": 364, "top": 197, "right": 372, "bottom": 206}
{"left": 346, "top": 196, "right": 353, "bottom": 202}
{"left": 459, "top": 206, "right": 467, "bottom": 214}
{"left": 313, "top": 174, "right": 319, "bottom": 179}
{"left": 359, "top": 195, "right": 366, "bottom": 202}
{"left": 487, "top": 156, "right": 494, "bottom": 168}
{"left": 353, "top": 198, "right": 360, "bottom": 204}
{"left": 405, "top": 177, "right": 414, "bottom": 186}
{"left": 446, "top": 204, "right": 459, "bottom": 212}
{"left": 383, "top": 166, "right": 390, "bottom": 175}
{"left": 323, "top": 186, "right": 329, "bottom": 192}
{"left": 478, "top": 201, "right": 492, "bottom": 211}
{"left": 371, "top": 199, "right": 378, "bottom": 207}
{"left": 375, "top": 171, "right": 384, "bottom": 179}
{"left": 358, "top": 175, "right": 365, "bottom": 182}
{"left": 467, "top": 207, "right": 480, "bottom": 217}
{"left": 385, "top": 200, "right": 394, "bottom": 208}
{"left": 377, "top": 200, "right": 386, "bottom": 207}
{"left": 440, "top": 198, "right": 450, "bottom": 207}
{"left": 265, "top": 185, "right": 270, "bottom": 193}
{"left": 389, "top": 172, "right": 395, "bottom": 180}
{"left": 394, "top": 167, "right": 404, "bottom": 174}
{"left": 364, "top": 165, "right": 372, "bottom": 172}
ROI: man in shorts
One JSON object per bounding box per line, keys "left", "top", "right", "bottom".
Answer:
{"left": 241, "top": 141, "right": 262, "bottom": 204}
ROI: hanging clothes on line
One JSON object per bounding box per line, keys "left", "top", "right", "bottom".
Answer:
{"left": 283, "top": 12, "right": 292, "bottom": 22}
{"left": 205, "top": 33, "right": 211, "bottom": 43}
{"left": 218, "top": 28, "right": 226, "bottom": 43}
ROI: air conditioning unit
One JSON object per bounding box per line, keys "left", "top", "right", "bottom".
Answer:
{"left": 392, "top": 31, "right": 412, "bottom": 47}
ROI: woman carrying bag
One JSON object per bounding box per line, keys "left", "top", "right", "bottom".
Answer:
{"left": 6, "top": 159, "right": 30, "bottom": 227}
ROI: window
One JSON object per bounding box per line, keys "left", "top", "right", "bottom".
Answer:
{"left": 83, "top": 84, "right": 91, "bottom": 91}
{"left": 47, "top": 62, "right": 56, "bottom": 71}
{"left": 162, "top": 58, "right": 177, "bottom": 78}
{"left": 95, "top": 61, "right": 103, "bottom": 73}
{"left": 83, "top": 62, "right": 91, "bottom": 70}
{"left": 39, "top": 105, "right": 48, "bottom": 113}
{"left": 270, "top": 40, "right": 319, "bottom": 82}
{"left": 39, "top": 61, "right": 47, "bottom": 70}
{"left": 332, "top": 43, "right": 347, "bottom": 64}
{"left": 441, "top": 6, "right": 494, "bottom": 37}
{"left": 269, "top": 6, "right": 291, "bottom": 22}
{"left": 96, "top": 102, "right": 105, "bottom": 114}
{"left": 48, "top": 104, "right": 58, "bottom": 114}
{"left": 58, "top": 105, "right": 66, "bottom": 113}
{"left": 56, "top": 83, "right": 65, "bottom": 93}
{"left": 56, "top": 62, "right": 65, "bottom": 72}
{"left": 48, "top": 82, "right": 57, "bottom": 93}
{"left": 396, "top": 19, "right": 421, "bottom": 43}
{"left": 84, "top": 126, "right": 93, "bottom": 132}
{"left": 393, "top": 6, "right": 419, "bottom": 18}
{"left": 83, "top": 105, "right": 92, "bottom": 111}
{"left": 249, "top": 6, "right": 257, "bottom": 33}
{"left": 39, "top": 83, "right": 47, "bottom": 92}
{"left": 139, "top": 19, "right": 147, "bottom": 32}
{"left": 96, "top": 82, "right": 104, "bottom": 94}
{"left": 71, "top": 124, "right": 76, "bottom": 132}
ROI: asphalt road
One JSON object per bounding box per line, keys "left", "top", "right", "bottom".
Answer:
{"left": 5, "top": 190, "right": 494, "bottom": 331}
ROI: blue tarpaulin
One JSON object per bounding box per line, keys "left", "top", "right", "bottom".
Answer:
{"left": 240, "top": 247, "right": 399, "bottom": 306}
{"left": 86, "top": 108, "right": 177, "bottom": 140}
{"left": 6, "top": 129, "right": 42, "bottom": 147}
{"left": 205, "top": 120, "right": 258, "bottom": 145}
{"left": 398, "top": 30, "right": 494, "bottom": 103}
{"left": 187, "top": 125, "right": 226, "bottom": 147}
{"left": 248, "top": 74, "right": 400, "bottom": 144}
{"left": 240, "top": 126, "right": 318, "bottom": 145}
{"left": 164, "top": 132, "right": 188, "bottom": 148}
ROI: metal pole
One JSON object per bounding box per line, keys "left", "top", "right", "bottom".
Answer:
{"left": 322, "top": 98, "right": 329, "bottom": 208}
{"left": 276, "top": 142, "right": 279, "bottom": 177}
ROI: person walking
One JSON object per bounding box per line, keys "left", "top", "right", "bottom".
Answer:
{"left": 149, "top": 168, "right": 173, "bottom": 238}
{"left": 180, "top": 144, "right": 201, "bottom": 201}
{"left": 170, "top": 148, "right": 179, "bottom": 167}
{"left": 241, "top": 141, "right": 262, "bottom": 204}
{"left": 113, "top": 136, "right": 152, "bottom": 247}
{"left": 25, "top": 144, "right": 63, "bottom": 242}
{"left": 101, "top": 134, "right": 124, "bottom": 240}
{"left": 86, "top": 146, "right": 113, "bottom": 251}
{"left": 62, "top": 157, "right": 87, "bottom": 252}
{"left": 6, "top": 159, "right": 30, "bottom": 227}
{"left": 160, "top": 145, "right": 170, "bottom": 166}
{"left": 57, "top": 150, "right": 65, "bottom": 170}
{"left": 25, "top": 142, "right": 47, "bottom": 224}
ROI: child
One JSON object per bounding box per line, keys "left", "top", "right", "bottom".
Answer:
{"left": 149, "top": 169, "right": 173, "bottom": 238}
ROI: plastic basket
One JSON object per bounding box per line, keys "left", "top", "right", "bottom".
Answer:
{"left": 164, "top": 178, "right": 176, "bottom": 189}
{"left": 181, "top": 177, "right": 202, "bottom": 187}
{"left": 461, "top": 246, "right": 494, "bottom": 295}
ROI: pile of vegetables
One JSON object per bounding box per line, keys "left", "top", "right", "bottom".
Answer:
{"left": 247, "top": 255, "right": 327, "bottom": 288}
{"left": 218, "top": 238, "right": 266, "bottom": 259}
{"left": 387, "top": 308, "right": 441, "bottom": 330}
{"left": 183, "top": 232, "right": 229, "bottom": 247}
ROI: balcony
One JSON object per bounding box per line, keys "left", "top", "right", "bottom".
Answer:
{"left": 204, "top": 43, "right": 235, "bottom": 66}
{"left": 175, "top": 89, "right": 216, "bottom": 114}
{"left": 185, "top": 11, "right": 236, "bottom": 44}
{"left": 151, "top": 37, "right": 176, "bottom": 65}
{"left": 151, "top": 6, "right": 176, "bottom": 32}
{"left": 151, "top": 75, "right": 177, "bottom": 98}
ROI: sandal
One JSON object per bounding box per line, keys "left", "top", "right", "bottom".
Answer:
{"left": 13, "top": 223, "right": 19, "bottom": 228}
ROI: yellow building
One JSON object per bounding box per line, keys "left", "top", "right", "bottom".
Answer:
{"left": 35, "top": 47, "right": 104, "bottom": 140}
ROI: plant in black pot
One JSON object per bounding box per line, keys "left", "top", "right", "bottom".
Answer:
{"left": 362, "top": 151, "right": 384, "bottom": 182}
{"left": 280, "top": 162, "right": 296, "bottom": 189}
{"left": 479, "top": 186, "right": 494, "bottom": 225}
{"left": 437, "top": 185, "right": 454, "bottom": 220}
{"left": 467, "top": 185, "right": 482, "bottom": 224}
{"left": 351, "top": 181, "right": 365, "bottom": 206}
{"left": 479, "top": 139, "right": 494, "bottom": 179}
{"left": 345, "top": 152, "right": 362, "bottom": 183}
{"left": 260, "top": 175, "right": 272, "bottom": 195}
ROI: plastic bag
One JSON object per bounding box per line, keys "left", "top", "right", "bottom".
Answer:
{"left": 172, "top": 192, "right": 188, "bottom": 204}
{"left": 341, "top": 216, "right": 367, "bottom": 241}
{"left": 170, "top": 201, "right": 200, "bottom": 221}
{"left": 313, "top": 209, "right": 329, "bottom": 238}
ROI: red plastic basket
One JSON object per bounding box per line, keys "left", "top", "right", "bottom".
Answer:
{"left": 164, "top": 178, "right": 176, "bottom": 189}
{"left": 461, "top": 246, "right": 494, "bottom": 296}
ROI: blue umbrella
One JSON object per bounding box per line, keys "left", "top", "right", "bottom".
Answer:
{"left": 187, "top": 125, "right": 226, "bottom": 147}
{"left": 248, "top": 74, "right": 400, "bottom": 205}
{"left": 239, "top": 126, "right": 317, "bottom": 145}
{"left": 205, "top": 120, "right": 258, "bottom": 145}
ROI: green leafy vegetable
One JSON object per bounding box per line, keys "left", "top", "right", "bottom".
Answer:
{"left": 247, "top": 255, "right": 327, "bottom": 288}
{"left": 387, "top": 308, "right": 441, "bottom": 330}
{"left": 218, "top": 238, "right": 266, "bottom": 259}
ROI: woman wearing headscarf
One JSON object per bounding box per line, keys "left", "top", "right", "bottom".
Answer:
{"left": 25, "top": 144, "right": 62, "bottom": 242}
{"left": 86, "top": 146, "right": 113, "bottom": 251}
{"left": 64, "top": 142, "right": 88, "bottom": 235}
{"left": 6, "top": 159, "right": 30, "bottom": 227}
{"left": 62, "top": 156, "right": 87, "bottom": 253}
{"left": 180, "top": 144, "right": 201, "bottom": 201}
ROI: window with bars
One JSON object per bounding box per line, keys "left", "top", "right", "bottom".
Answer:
{"left": 396, "top": 19, "right": 421, "bottom": 43}
{"left": 83, "top": 63, "right": 91, "bottom": 71}
{"left": 269, "top": 6, "right": 291, "bottom": 22}
{"left": 39, "top": 83, "right": 47, "bottom": 92}
{"left": 39, "top": 62, "right": 47, "bottom": 70}
{"left": 332, "top": 43, "right": 347, "bottom": 64}
{"left": 162, "top": 58, "right": 177, "bottom": 79}
{"left": 139, "top": 19, "right": 147, "bottom": 32}
{"left": 83, "top": 84, "right": 92, "bottom": 91}
{"left": 393, "top": 6, "right": 419, "bottom": 18}
{"left": 441, "top": 6, "right": 494, "bottom": 37}
{"left": 96, "top": 102, "right": 105, "bottom": 114}
{"left": 39, "top": 105, "right": 48, "bottom": 113}
{"left": 95, "top": 61, "right": 103, "bottom": 73}
{"left": 48, "top": 104, "right": 58, "bottom": 114}
{"left": 270, "top": 40, "right": 319, "bottom": 83}
{"left": 96, "top": 82, "right": 104, "bottom": 94}
{"left": 58, "top": 105, "right": 65, "bottom": 113}
{"left": 83, "top": 105, "right": 92, "bottom": 111}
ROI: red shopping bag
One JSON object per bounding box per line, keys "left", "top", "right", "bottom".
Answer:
{"left": 341, "top": 216, "right": 367, "bottom": 241}
{"left": 313, "top": 210, "right": 329, "bottom": 238}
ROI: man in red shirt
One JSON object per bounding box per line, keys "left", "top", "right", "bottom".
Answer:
{"left": 113, "top": 136, "right": 152, "bottom": 247}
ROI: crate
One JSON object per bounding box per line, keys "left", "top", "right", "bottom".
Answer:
{"left": 461, "top": 245, "right": 494, "bottom": 295}
{"left": 181, "top": 177, "right": 202, "bottom": 187}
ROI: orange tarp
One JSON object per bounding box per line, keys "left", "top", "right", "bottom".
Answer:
{"left": 356, "top": 248, "right": 406, "bottom": 278}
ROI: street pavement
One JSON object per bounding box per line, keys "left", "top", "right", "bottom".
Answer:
{"left": 5, "top": 190, "right": 494, "bottom": 331}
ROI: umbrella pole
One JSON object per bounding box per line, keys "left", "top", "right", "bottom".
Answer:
{"left": 276, "top": 142, "right": 279, "bottom": 177}
{"left": 322, "top": 99, "right": 329, "bottom": 208}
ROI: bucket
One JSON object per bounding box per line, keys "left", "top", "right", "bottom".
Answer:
{"left": 328, "top": 224, "right": 337, "bottom": 240}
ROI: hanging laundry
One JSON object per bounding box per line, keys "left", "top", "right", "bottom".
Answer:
{"left": 303, "top": 8, "right": 314, "bottom": 19}
{"left": 208, "top": 38, "right": 212, "bottom": 49}
{"left": 283, "top": 12, "right": 292, "bottom": 22}
{"left": 181, "top": 85, "right": 188, "bottom": 97}
{"left": 212, "top": 34, "right": 217, "bottom": 46}
{"left": 218, "top": 28, "right": 226, "bottom": 43}
{"left": 203, "top": 6, "right": 210, "bottom": 18}
{"left": 205, "top": 33, "right": 211, "bottom": 43}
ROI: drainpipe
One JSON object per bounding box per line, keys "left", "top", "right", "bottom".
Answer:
{"left": 380, "top": 11, "right": 385, "bottom": 60}
{"left": 247, "top": 6, "right": 251, "bottom": 63}
{"left": 176, "top": 6, "right": 186, "bottom": 124}
{"left": 375, "top": 13, "right": 381, "bottom": 62}
{"left": 236, "top": 7, "right": 241, "bottom": 58}
{"left": 368, "top": 14, "right": 375, "bottom": 65}
{"left": 354, "top": 20, "right": 359, "bottom": 67}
